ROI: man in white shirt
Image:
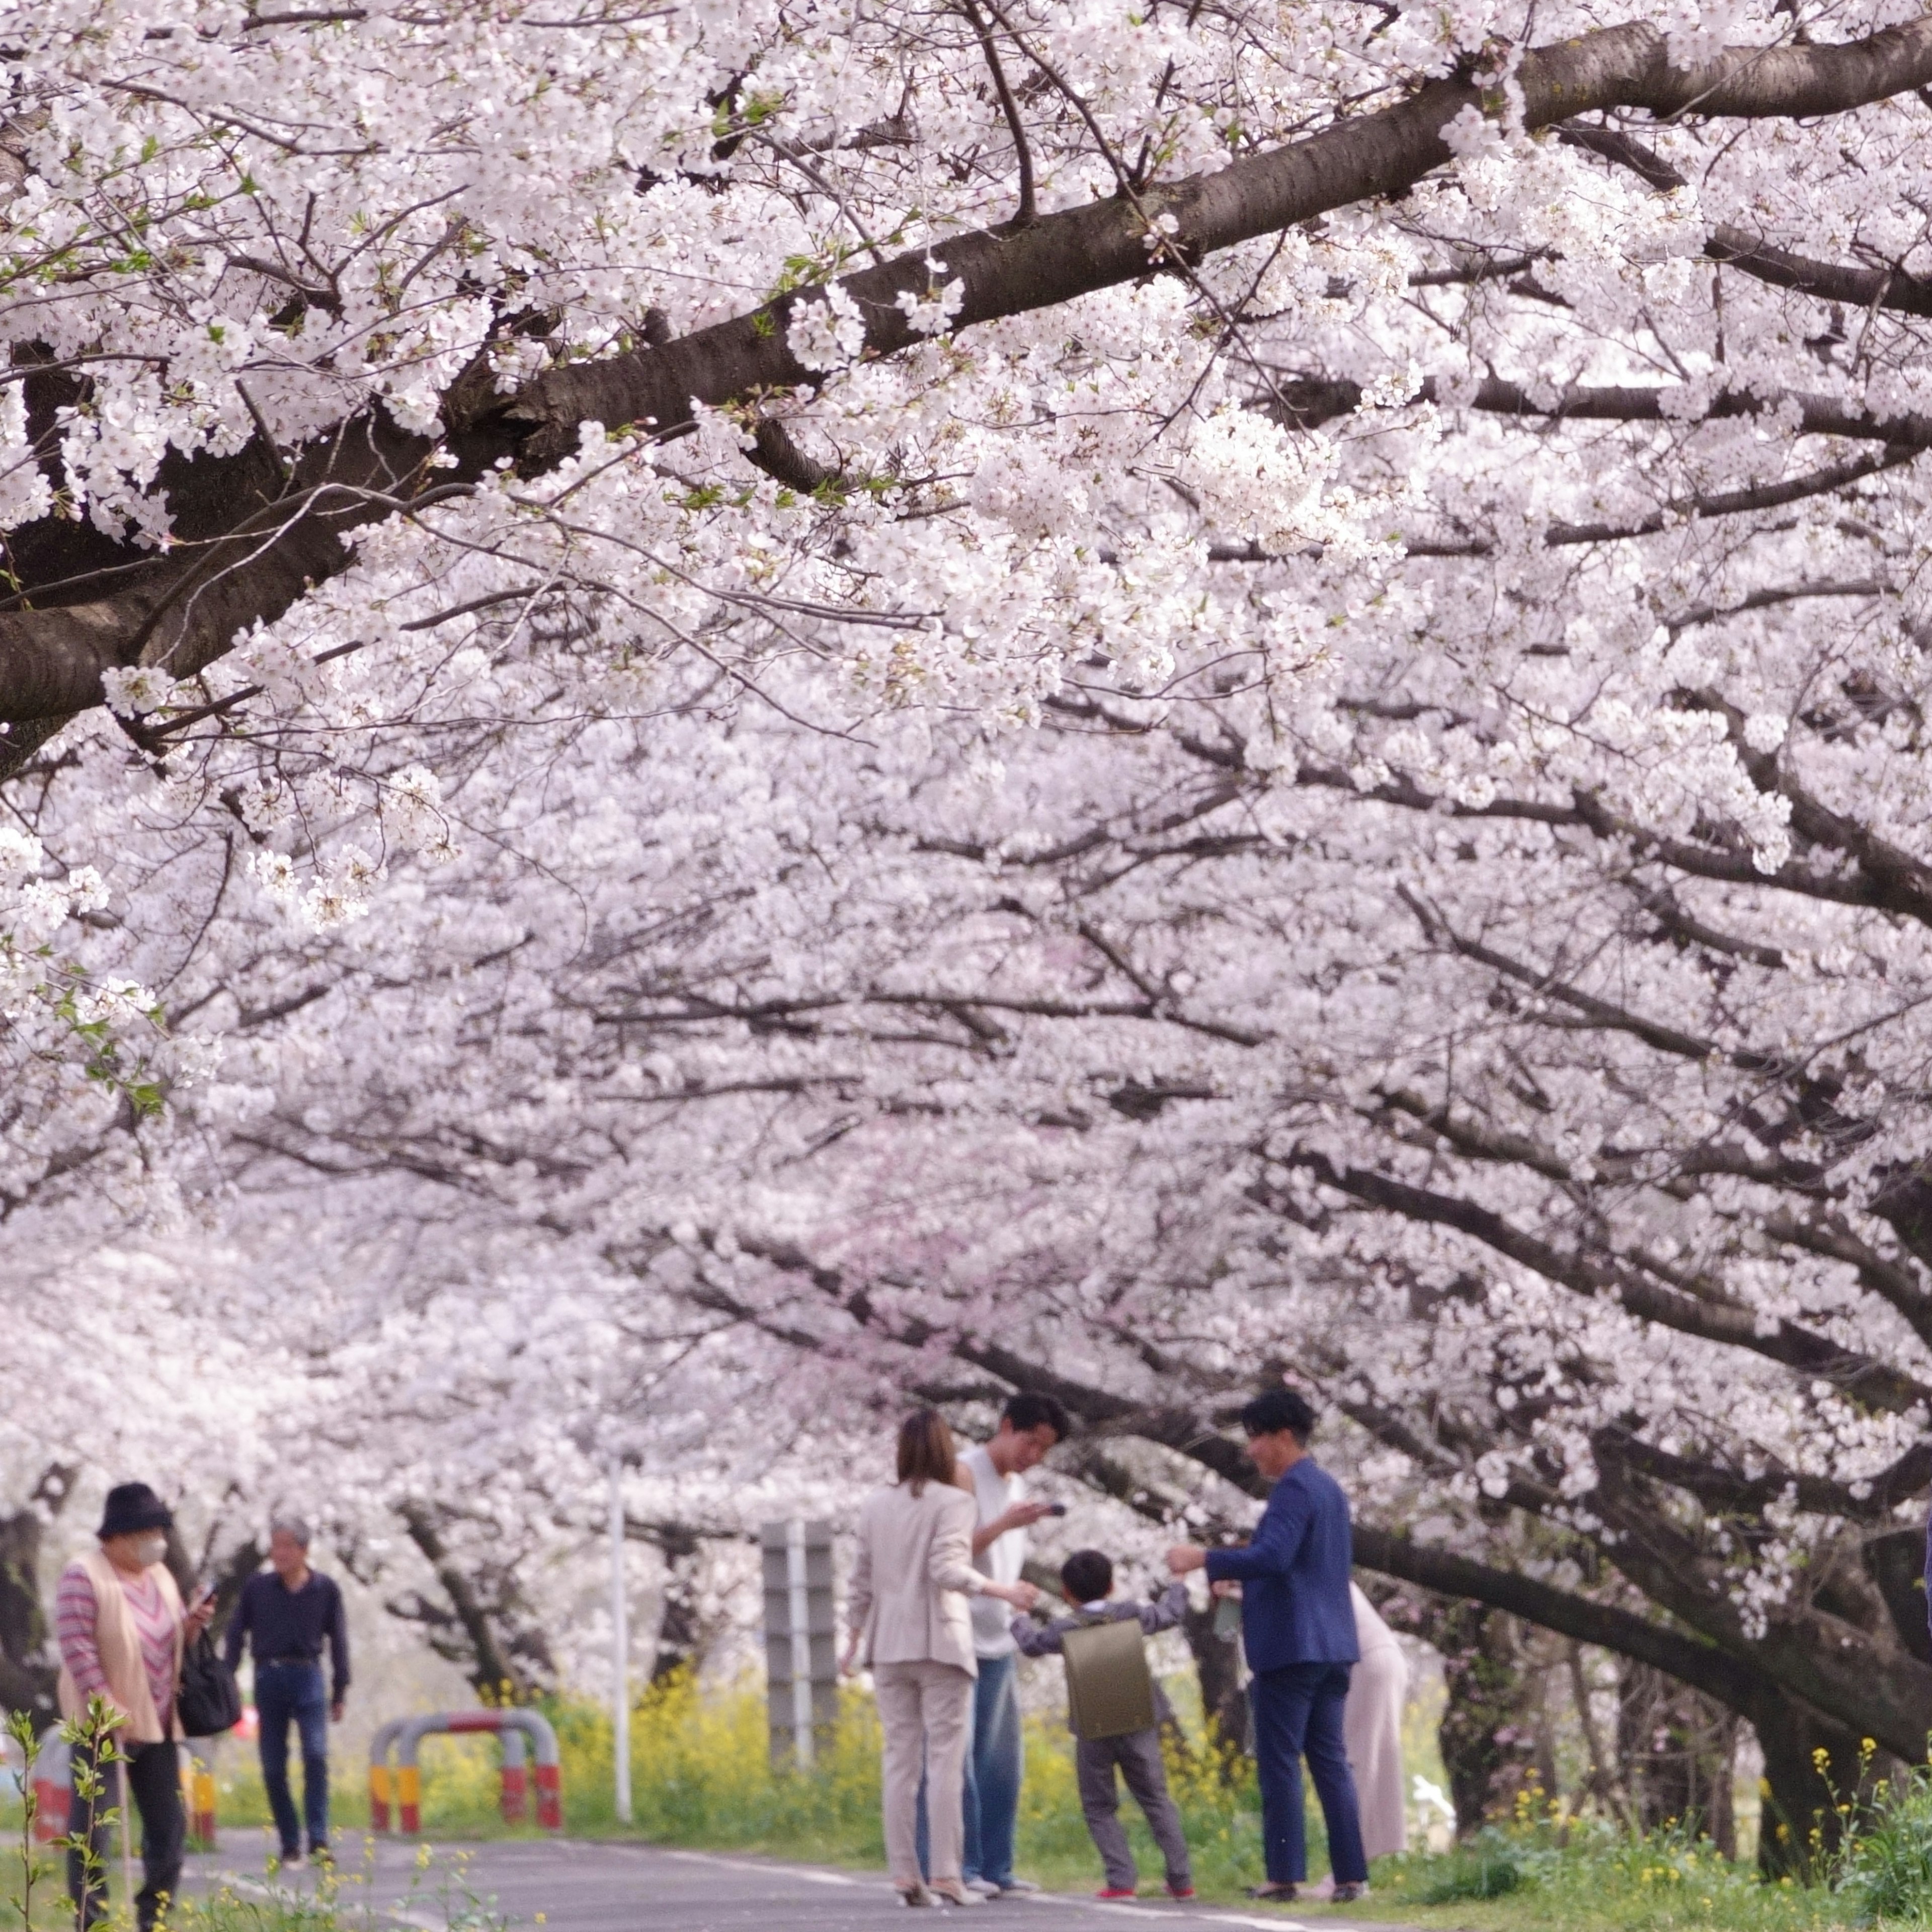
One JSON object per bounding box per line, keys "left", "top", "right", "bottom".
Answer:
{"left": 947, "top": 1393, "right": 1071, "bottom": 1898}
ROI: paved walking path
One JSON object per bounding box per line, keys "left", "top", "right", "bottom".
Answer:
{"left": 187, "top": 1837, "right": 1424, "bottom": 1932}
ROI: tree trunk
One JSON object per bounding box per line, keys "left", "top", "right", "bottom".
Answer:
{"left": 1435, "top": 1605, "right": 1546, "bottom": 1831}
{"left": 1616, "top": 1662, "right": 1739, "bottom": 1856}
{"left": 1374, "top": 1586, "right": 1548, "bottom": 1832}
{"left": 1179, "top": 1594, "right": 1250, "bottom": 1770}
{"left": 650, "top": 1529, "right": 703, "bottom": 1685}
{"left": 0, "top": 1466, "right": 76, "bottom": 1724}
{"left": 206, "top": 1540, "right": 267, "bottom": 1645}
{"left": 1862, "top": 1530, "right": 1932, "bottom": 1666}
{"left": 1748, "top": 1692, "right": 1876, "bottom": 1880}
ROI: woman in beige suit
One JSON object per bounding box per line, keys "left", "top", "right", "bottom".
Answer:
{"left": 845, "top": 1411, "right": 1037, "bottom": 1906}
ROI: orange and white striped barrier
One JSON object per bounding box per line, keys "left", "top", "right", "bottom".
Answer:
{"left": 369, "top": 1710, "right": 561, "bottom": 1834}
{"left": 31, "top": 1731, "right": 70, "bottom": 1842}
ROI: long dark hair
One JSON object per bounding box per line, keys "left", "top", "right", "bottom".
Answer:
{"left": 897, "top": 1408, "right": 957, "bottom": 1497}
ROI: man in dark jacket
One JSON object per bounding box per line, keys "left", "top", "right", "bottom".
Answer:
{"left": 223, "top": 1517, "right": 350, "bottom": 1866}
{"left": 1169, "top": 1388, "right": 1367, "bottom": 1903}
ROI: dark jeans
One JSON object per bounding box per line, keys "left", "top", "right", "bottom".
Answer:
{"left": 914, "top": 1652, "right": 1023, "bottom": 1885}
{"left": 68, "top": 1739, "right": 185, "bottom": 1932}
{"left": 1250, "top": 1662, "right": 1367, "bottom": 1885}
{"left": 256, "top": 1661, "right": 331, "bottom": 1854}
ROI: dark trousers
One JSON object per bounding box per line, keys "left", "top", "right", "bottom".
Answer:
{"left": 1077, "top": 1727, "right": 1192, "bottom": 1891}
{"left": 256, "top": 1661, "right": 331, "bottom": 1854}
{"left": 68, "top": 1739, "right": 185, "bottom": 1932}
{"left": 1250, "top": 1662, "right": 1367, "bottom": 1885}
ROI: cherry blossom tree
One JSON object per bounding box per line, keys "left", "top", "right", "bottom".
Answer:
{"left": 9, "top": 0, "right": 1932, "bottom": 1866}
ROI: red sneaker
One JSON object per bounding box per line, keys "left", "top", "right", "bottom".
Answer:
{"left": 1166, "top": 1885, "right": 1197, "bottom": 1900}
{"left": 1095, "top": 1887, "right": 1139, "bottom": 1900}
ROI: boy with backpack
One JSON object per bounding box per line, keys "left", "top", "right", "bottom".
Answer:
{"left": 1010, "top": 1549, "right": 1195, "bottom": 1901}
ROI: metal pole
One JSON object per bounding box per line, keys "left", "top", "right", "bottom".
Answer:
{"left": 117, "top": 1757, "right": 135, "bottom": 1918}
{"left": 610, "top": 1458, "right": 632, "bottom": 1824}
{"left": 785, "top": 1519, "right": 815, "bottom": 1770}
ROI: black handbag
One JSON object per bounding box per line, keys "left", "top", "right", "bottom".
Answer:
{"left": 177, "top": 1628, "right": 243, "bottom": 1737}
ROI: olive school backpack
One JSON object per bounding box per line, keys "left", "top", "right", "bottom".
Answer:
{"left": 1061, "top": 1617, "right": 1158, "bottom": 1740}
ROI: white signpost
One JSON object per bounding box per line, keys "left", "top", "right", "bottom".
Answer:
{"left": 610, "top": 1460, "right": 632, "bottom": 1824}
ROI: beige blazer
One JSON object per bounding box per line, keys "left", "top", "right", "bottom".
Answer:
{"left": 56, "top": 1550, "right": 185, "bottom": 1744}
{"left": 849, "top": 1480, "right": 984, "bottom": 1675}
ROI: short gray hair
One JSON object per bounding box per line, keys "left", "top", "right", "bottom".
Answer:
{"left": 269, "top": 1515, "right": 312, "bottom": 1549}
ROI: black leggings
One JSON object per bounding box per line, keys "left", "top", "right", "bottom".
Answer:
{"left": 68, "top": 1738, "right": 185, "bottom": 1932}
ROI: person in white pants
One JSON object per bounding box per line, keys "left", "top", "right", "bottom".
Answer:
{"left": 1344, "top": 1583, "right": 1411, "bottom": 1863}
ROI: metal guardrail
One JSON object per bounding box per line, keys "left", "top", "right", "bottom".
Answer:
{"left": 368, "top": 1709, "right": 562, "bottom": 1832}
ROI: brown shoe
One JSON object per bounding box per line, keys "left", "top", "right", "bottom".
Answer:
{"left": 1331, "top": 1883, "right": 1367, "bottom": 1904}
{"left": 1246, "top": 1882, "right": 1299, "bottom": 1901}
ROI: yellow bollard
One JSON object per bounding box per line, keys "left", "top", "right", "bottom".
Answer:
{"left": 179, "top": 1750, "right": 218, "bottom": 1849}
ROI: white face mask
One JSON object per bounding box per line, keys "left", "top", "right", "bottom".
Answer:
{"left": 131, "top": 1533, "right": 169, "bottom": 1568}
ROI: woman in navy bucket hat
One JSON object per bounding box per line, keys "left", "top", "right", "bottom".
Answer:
{"left": 53, "top": 1484, "right": 214, "bottom": 1931}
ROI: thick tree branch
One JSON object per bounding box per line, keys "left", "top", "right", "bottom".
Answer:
{"left": 8, "top": 16, "right": 1932, "bottom": 760}
{"left": 397, "top": 1500, "right": 529, "bottom": 1697}
{"left": 1593, "top": 1423, "right": 1932, "bottom": 1522}
{"left": 1278, "top": 1146, "right": 1932, "bottom": 1413}
{"left": 1352, "top": 1525, "right": 1759, "bottom": 1706}
{"left": 1563, "top": 122, "right": 1932, "bottom": 315}
{"left": 1265, "top": 371, "right": 1932, "bottom": 449}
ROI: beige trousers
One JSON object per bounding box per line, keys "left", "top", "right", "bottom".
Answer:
{"left": 874, "top": 1658, "right": 974, "bottom": 1885}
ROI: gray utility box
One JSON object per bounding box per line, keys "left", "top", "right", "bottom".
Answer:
{"left": 760, "top": 1519, "right": 838, "bottom": 1768}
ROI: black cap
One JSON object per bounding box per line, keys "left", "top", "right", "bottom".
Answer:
{"left": 98, "top": 1483, "right": 173, "bottom": 1540}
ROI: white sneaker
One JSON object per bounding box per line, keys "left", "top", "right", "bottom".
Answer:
{"left": 279, "top": 1853, "right": 305, "bottom": 1873}
{"left": 963, "top": 1880, "right": 1000, "bottom": 1899}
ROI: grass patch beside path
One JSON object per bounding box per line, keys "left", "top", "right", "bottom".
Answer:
{"left": 1316, "top": 1823, "right": 1845, "bottom": 1932}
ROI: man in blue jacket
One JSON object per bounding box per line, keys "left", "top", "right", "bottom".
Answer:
{"left": 1169, "top": 1388, "right": 1369, "bottom": 1903}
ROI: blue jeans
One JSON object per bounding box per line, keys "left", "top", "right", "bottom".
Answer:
{"left": 1250, "top": 1662, "right": 1366, "bottom": 1885}
{"left": 915, "top": 1653, "right": 1023, "bottom": 1885}
{"left": 256, "top": 1661, "right": 330, "bottom": 1854}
